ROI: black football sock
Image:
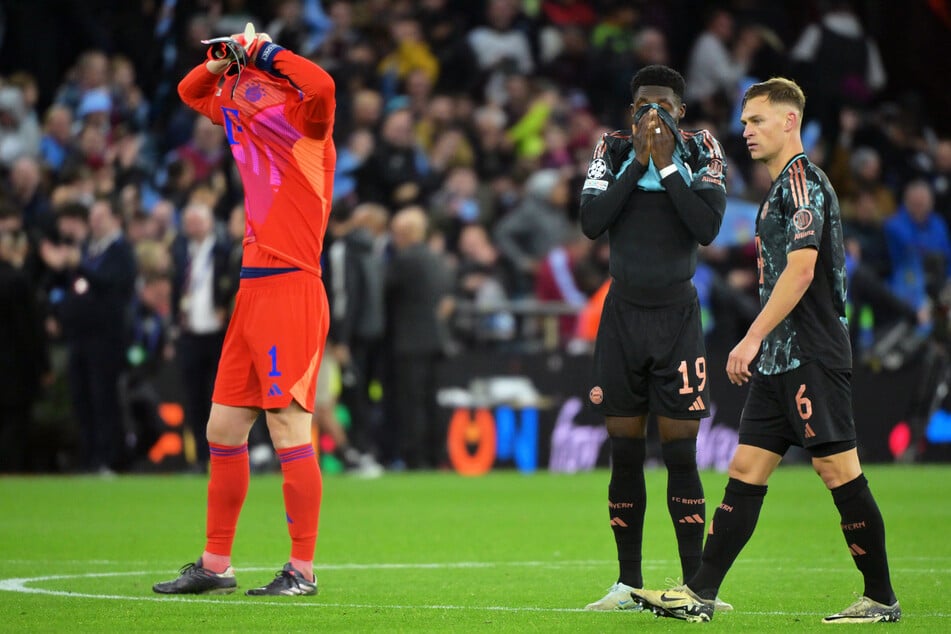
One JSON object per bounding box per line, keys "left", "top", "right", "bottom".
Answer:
{"left": 662, "top": 438, "right": 705, "bottom": 581}
{"left": 831, "top": 474, "right": 897, "bottom": 605}
{"left": 688, "top": 477, "right": 767, "bottom": 600}
{"left": 608, "top": 436, "right": 646, "bottom": 588}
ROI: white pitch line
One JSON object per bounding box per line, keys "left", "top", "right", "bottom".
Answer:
{"left": 4, "top": 556, "right": 949, "bottom": 567}
{"left": 0, "top": 567, "right": 949, "bottom": 618}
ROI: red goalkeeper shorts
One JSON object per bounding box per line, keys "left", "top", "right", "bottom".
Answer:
{"left": 212, "top": 270, "right": 328, "bottom": 412}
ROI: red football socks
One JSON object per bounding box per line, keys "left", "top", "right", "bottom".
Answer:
{"left": 278, "top": 443, "right": 322, "bottom": 580}
{"left": 203, "top": 443, "right": 250, "bottom": 570}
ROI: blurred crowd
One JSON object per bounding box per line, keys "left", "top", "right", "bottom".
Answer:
{"left": 1, "top": 0, "right": 950, "bottom": 474}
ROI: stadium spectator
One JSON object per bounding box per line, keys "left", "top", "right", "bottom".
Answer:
{"left": 833, "top": 144, "right": 897, "bottom": 223}
{"left": 38, "top": 104, "right": 75, "bottom": 172}
{"left": 6, "top": 155, "right": 52, "bottom": 235}
{"left": 356, "top": 106, "right": 431, "bottom": 207}
{"left": 46, "top": 198, "right": 137, "bottom": 474}
{"left": 467, "top": 0, "right": 535, "bottom": 95}
{"left": 587, "top": 3, "right": 641, "bottom": 125}
{"left": 53, "top": 50, "right": 110, "bottom": 116}
{"left": 534, "top": 228, "right": 591, "bottom": 342}
{"left": 264, "top": 0, "right": 333, "bottom": 57}
{"left": 428, "top": 165, "right": 488, "bottom": 252}
{"left": 632, "top": 26, "right": 669, "bottom": 68}
{"left": 0, "top": 202, "right": 49, "bottom": 472}
{"left": 311, "top": 0, "right": 362, "bottom": 78}
{"left": 494, "top": 168, "right": 572, "bottom": 296}
{"left": 789, "top": 0, "right": 887, "bottom": 147}
{"left": 384, "top": 206, "right": 453, "bottom": 469}
{"left": 633, "top": 77, "right": 900, "bottom": 626}
{"left": 332, "top": 127, "right": 375, "bottom": 207}
{"left": 109, "top": 55, "right": 150, "bottom": 133}
{"left": 579, "top": 65, "right": 728, "bottom": 612}
{"left": 538, "top": 24, "right": 593, "bottom": 97}
{"left": 120, "top": 269, "right": 172, "bottom": 467}
{"left": 684, "top": 8, "right": 761, "bottom": 123}
{"left": 469, "top": 103, "right": 516, "bottom": 181}
{"left": 417, "top": 0, "right": 478, "bottom": 95}
{"left": 162, "top": 116, "right": 227, "bottom": 190}
{"left": 501, "top": 75, "right": 560, "bottom": 164}
{"left": 0, "top": 84, "right": 41, "bottom": 168}
{"left": 842, "top": 188, "right": 892, "bottom": 278}
{"left": 451, "top": 223, "right": 515, "bottom": 345}
{"left": 65, "top": 122, "right": 111, "bottom": 175}
{"left": 883, "top": 179, "right": 951, "bottom": 322}
{"left": 153, "top": 27, "right": 336, "bottom": 598}
{"left": 169, "top": 201, "right": 236, "bottom": 470}
{"left": 376, "top": 13, "right": 438, "bottom": 99}
{"left": 325, "top": 203, "right": 388, "bottom": 460}
{"left": 146, "top": 198, "right": 178, "bottom": 248}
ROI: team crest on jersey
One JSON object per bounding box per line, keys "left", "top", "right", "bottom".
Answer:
{"left": 587, "top": 159, "right": 607, "bottom": 179}
{"left": 245, "top": 81, "right": 265, "bottom": 102}
{"left": 589, "top": 386, "right": 603, "bottom": 405}
{"left": 793, "top": 209, "right": 813, "bottom": 231}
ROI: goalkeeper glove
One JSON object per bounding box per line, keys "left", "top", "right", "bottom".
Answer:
{"left": 203, "top": 37, "right": 247, "bottom": 64}
{"left": 235, "top": 22, "right": 286, "bottom": 76}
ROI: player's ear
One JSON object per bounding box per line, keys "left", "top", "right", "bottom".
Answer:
{"left": 784, "top": 110, "right": 798, "bottom": 132}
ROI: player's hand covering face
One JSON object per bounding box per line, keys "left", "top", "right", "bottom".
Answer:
{"left": 630, "top": 100, "right": 683, "bottom": 170}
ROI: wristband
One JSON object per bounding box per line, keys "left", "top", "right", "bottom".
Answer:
{"left": 255, "top": 42, "right": 286, "bottom": 75}
{"left": 659, "top": 164, "right": 679, "bottom": 179}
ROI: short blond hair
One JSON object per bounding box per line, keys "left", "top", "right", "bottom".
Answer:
{"left": 742, "top": 77, "right": 806, "bottom": 114}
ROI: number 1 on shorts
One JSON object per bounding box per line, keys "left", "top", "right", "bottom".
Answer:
{"left": 268, "top": 345, "right": 282, "bottom": 377}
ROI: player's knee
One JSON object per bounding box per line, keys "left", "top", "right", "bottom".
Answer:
{"left": 657, "top": 416, "right": 699, "bottom": 443}
{"left": 661, "top": 437, "right": 697, "bottom": 473}
{"left": 605, "top": 415, "right": 646, "bottom": 438}
{"left": 811, "top": 451, "right": 861, "bottom": 489}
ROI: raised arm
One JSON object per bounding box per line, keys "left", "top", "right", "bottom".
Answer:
{"left": 255, "top": 42, "right": 335, "bottom": 139}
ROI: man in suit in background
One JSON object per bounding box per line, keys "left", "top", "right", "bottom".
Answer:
{"left": 48, "top": 198, "right": 137, "bottom": 473}
{"left": 385, "top": 206, "right": 453, "bottom": 469}
{"left": 170, "top": 200, "right": 236, "bottom": 470}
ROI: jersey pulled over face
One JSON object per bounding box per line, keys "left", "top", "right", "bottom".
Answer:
{"left": 180, "top": 59, "right": 336, "bottom": 276}
{"left": 755, "top": 153, "right": 851, "bottom": 374}
{"left": 630, "top": 86, "right": 684, "bottom": 123}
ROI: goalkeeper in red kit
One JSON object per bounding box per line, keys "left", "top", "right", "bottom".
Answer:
{"left": 154, "top": 24, "right": 335, "bottom": 597}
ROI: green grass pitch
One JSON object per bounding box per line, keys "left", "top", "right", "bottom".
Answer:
{"left": 1, "top": 465, "right": 949, "bottom": 632}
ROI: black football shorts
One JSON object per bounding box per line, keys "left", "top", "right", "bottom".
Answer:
{"left": 738, "top": 360, "right": 856, "bottom": 457}
{"left": 589, "top": 287, "right": 709, "bottom": 420}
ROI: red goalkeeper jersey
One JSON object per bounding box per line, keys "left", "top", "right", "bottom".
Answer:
{"left": 178, "top": 51, "right": 336, "bottom": 276}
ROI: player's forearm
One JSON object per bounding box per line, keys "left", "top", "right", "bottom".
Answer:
{"left": 579, "top": 162, "right": 644, "bottom": 239}
{"left": 747, "top": 261, "right": 814, "bottom": 340}
{"left": 662, "top": 175, "right": 725, "bottom": 245}
{"left": 178, "top": 64, "right": 224, "bottom": 116}
{"left": 268, "top": 49, "right": 335, "bottom": 136}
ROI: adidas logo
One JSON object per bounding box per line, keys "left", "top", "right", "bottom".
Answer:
{"left": 687, "top": 396, "right": 705, "bottom": 412}
{"left": 609, "top": 517, "right": 628, "bottom": 528}
{"left": 848, "top": 543, "right": 867, "bottom": 556}
{"left": 678, "top": 514, "right": 705, "bottom": 524}
{"left": 267, "top": 384, "right": 283, "bottom": 397}
{"left": 804, "top": 422, "right": 816, "bottom": 438}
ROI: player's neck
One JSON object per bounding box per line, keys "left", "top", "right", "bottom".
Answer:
{"left": 765, "top": 138, "right": 805, "bottom": 180}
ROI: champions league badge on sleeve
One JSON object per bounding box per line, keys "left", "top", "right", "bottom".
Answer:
{"left": 587, "top": 159, "right": 607, "bottom": 179}
{"left": 584, "top": 159, "right": 609, "bottom": 191}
